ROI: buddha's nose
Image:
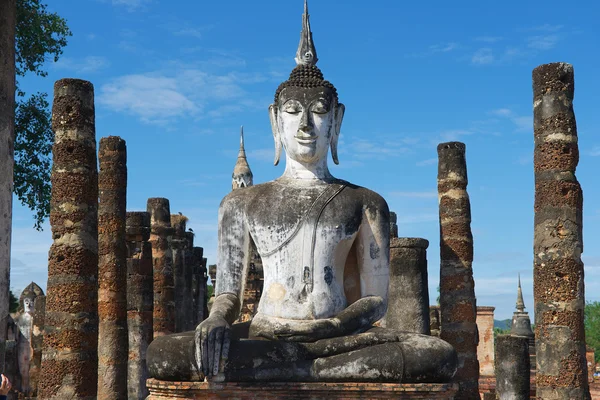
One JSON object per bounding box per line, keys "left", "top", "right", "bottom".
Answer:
{"left": 298, "top": 110, "right": 314, "bottom": 133}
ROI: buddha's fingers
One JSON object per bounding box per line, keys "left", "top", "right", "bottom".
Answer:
{"left": 207, "top": 327, "right": 217, "bottom": 375}
{"left": 213, "top": 327, "right": 224, "bottom": 376}
{"left": 221, "top": 329, "right": 231, "bottom": 364}
{"left": 201, "top": 326, "right": 209, "bottom": 376}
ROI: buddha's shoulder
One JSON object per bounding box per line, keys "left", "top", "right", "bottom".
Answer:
{"left": 218, "top": 182, "right": 279, "bottom": 208}
{"left": 338, "top": 181, "right": 389, "bottom": 210}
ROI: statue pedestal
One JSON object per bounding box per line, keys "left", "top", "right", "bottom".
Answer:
{"left": 146, "top": 379, "right": 458, "bottom": 399}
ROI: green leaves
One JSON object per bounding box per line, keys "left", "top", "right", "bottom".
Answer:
{"left": 585, "top": 301, "right": 600, "bottom": 363}
{"left": 14, "top": 0, "right": 71, "bottom": 229}
{"left": 14, "top": 91, "right": 53, "bottom": 231}
{"left": 15, "top": 0, "right": 71, "bottom": 78}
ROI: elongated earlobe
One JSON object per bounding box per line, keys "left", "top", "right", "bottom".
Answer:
{"left": 269, "top": 104, "right": 281, "bottom": 166}
{"left": 331, "top": 103, "right": 345, "bottom": 165}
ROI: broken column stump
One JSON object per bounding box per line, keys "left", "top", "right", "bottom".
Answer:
{"left": 532, "top": 62, "right": 591, "bottom": 399}
{"left": 126, "top": 211, "right": 153, "bottom": 400}
{"left": 170, "top": 214, "right": 187, "bottom": 333}
{"left": 495, "top": 335, "right": 530, "bottom": 400}
{"left": 437, "top": 141, "right": 479, "bottom": 399}
{"left": 147, "top": 198, "right": 175, "bottom": 338}
{"left": 385, "top": 237, "right": 430, "bottom": 334}
{"left": 97, "top": 136, "right": 128, "bottom": 400}
{"left": 39, "top": 79, "right": 99, "bottom": 399}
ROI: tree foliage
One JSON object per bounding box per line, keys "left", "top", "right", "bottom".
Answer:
{"left": 585, "top": 301, "right": 600, "bottom": 363}
{"left": 9, "top": 290, "right": 19, "bottom": 314}
{"left": 14, "top": 0, "right": 71, "bottom": 230}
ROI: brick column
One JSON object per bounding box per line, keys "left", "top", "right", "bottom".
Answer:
{"left": 476, "top": 306, "right": 495, "bottom": 377}
{"left": 170, "top": 214, "right": 187, "bottom": 332}
{"left": 39, "top": 79, "right": 98, "bottom": 399}
{"left": 147, "top": 198, "right": 175, "bottom": 338}
{"left": 97, "top": 136, "right": 128, "bottom": 399}
{"left": 184, "top": 232, "right": 194, "bottom": 330}
{"left": 437, "top": 141, "right": 479, "bottom": 399}
{"left": 385, "top": 238, "right": 430, "bottom": 334}
{"left": 126, "top": 211, "right": 153, "bottom": 399}
{"left": 192, "top": 247, "right": 205, "bottom": 325}
{"left": 532, "top": 62, "right": 590, "bottom": 398}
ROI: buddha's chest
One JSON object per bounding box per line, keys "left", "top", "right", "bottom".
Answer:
{"left": 246, "top": 185, "right": 362, "bottom": 257}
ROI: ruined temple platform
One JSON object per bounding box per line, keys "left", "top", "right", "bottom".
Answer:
{"left": 146, "top": 379, "right": 458, "bottom": 399}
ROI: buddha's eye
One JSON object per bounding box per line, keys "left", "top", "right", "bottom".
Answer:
{"left": 312, "top": 101, "right": 329, "bottom": 114}
{"left": 283, "top": 101, "right": 302, "bottom": 114}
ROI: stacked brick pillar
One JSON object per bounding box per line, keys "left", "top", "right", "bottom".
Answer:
{"left": 532, "top": 63, "right": 590, "bottom": 398}
{"left": 184, "top": 232, "right": 195, "bottom": 330}
{"left": 147, "top": 198, "right": 175, "bottom": 337}
{"left": 39, "top": 79, "right": 99, "bottom": 399}
{"left": 97, "top": 136, "right": 128, "bottom": 399}
{"left": 192, "top": 247, "right": 205, "bottom": 325}
{"left": 170, "top": 214, "right": 187, "bottom": 332}
{"left": 437, "top": 141, "right": 479, "bottom": 399}
{"left": 126, "top": 212, "right": 153, "bottom": 399}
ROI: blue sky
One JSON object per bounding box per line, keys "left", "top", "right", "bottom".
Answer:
{"left": 11, "top": 0, "right": 600, "bottom": 320}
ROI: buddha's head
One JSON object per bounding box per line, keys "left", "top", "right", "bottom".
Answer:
{"left": 19, "top": 281, "right": 44, "bottom": 315}
{"left": 268, "top": 1, "right": 344, "bottom": 167}
{"left": 23, "top": 297, "right": 33, "bottom": 314}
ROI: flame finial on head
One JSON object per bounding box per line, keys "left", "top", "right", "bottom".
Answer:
{"left": 295, "top": 0, "right": 318, "bottom": 66}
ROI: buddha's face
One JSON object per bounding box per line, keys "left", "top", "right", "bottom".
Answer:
{"left": 270, "top": 86, "right": 342, "bottom": 165}
{"left": 23, "top": 297, "right": 33, "bottom": 314}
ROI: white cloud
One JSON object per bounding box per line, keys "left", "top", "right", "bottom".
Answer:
{"left": 248, "top": 148, "right": 275, "bottom": 163}
{"left": 406, "top": 42, "right": 460, "bottom": 58}
{"left": 416, "top": 158, "right": 437, "bottom": 167}
{"left": 111, "top": 0, "right": 150, "bottom": 11}
{"left": 99, "top": 74, "right": 197, "bottom": 123}
{"left": 53, "top": 56, "right": 110, "bottom": 74}
{"left": 390, "top": 191, "right": 437, "bottom": 198}
{"left": 529, "top": 24, "right": 563, "bottom": 32}
{"left": 10, "top": 224, "right": 52, "bottom": 294}
{"left": 438, "top": 129, "right": 473, "bottom": 141}
{"left": 589, "top": 146, "right": 600, "bottom": 157}
{"left": 471, "top": 48, "right": 494, "bottom": 65}
{"left": 398, "top": 213, "right": 438, "bottom": 224}
{"left": 490, "top": 108, "right": 531, "bottom": 132}
{"left": 173, "top": 28, "right": 205, "bottom": 39}
{"left": 98, "top": 66, "right": 268, "bottom": 124}
{"left": 429, "top": 42, "right": 459, "bottom": 53}
{"left": 475, "top": 36, "right": 503, "bottom": 43}
{"left": 527, "top": 34, "right": 559, "bottom": 50}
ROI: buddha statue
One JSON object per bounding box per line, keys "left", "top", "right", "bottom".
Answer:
{"left": 11, "top": 282, "right": 44, "bottom": 396}
{"left": 147, "top": 1, "right": 457, "bottom": 383}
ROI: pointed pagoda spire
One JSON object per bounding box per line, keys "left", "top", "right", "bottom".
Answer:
{"left": 295, "top": 0, "right": 318, "bottom": 66}
{"left": 516, "top": 273, "right": 525, "bottom": 312}
{"left": 238, "top": 125, "right": 246, "bottom": 158}
{"left": 232, "top": 126, "right": 253, "bottom": 189}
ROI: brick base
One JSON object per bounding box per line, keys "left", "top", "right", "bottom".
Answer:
{"left": 147, "top": 379, "right": 459, "bottom": 399}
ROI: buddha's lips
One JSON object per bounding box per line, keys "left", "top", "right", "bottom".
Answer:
{"left": 295, "top": 134, "right": 317, "bottom": 144}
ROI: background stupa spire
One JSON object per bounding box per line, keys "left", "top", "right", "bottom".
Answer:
{"left": 232, "top": 126, "right": 253, "bottom": 189}
{"left": 295, "top": 0, "right": 318, "bottom": 66}
{"left": 516, "top": 273, "right": 525, "bottom": 312}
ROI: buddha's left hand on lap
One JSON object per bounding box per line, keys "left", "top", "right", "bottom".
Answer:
{"left": 252, "top": 296, "right": 386, "bottom": 342}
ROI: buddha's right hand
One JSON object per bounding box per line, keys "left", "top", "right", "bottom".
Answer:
{"left": 195, "top": 315, "right": 231, "bottom": 377}
{"left": 194, "top": 293, "right": 239, "bottom": 377}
